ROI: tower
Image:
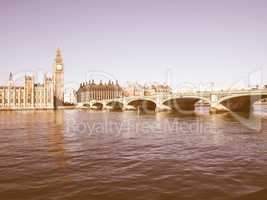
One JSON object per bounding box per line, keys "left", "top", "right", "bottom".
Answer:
{"left": 53, "top": 48, "right": 64, "bottom": 108}
{"left": 8, "top": 72, "right": 15, "bottom": 107}
{"left": 8, "top": 72, "right": 14, "bottom": 87}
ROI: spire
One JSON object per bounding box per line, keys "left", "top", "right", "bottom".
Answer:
{"left": 8, "top": 72, "right": 14, "bottom": 87}
{"left": 9, "top": 72, "right": 13, "bottom": 82}
{"left": 55, "top": 48, "right": 63, "bottom": 64}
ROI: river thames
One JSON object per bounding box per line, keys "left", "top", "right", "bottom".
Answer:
{"left": 0, "top": 107, "right": 267, "bottom": 200}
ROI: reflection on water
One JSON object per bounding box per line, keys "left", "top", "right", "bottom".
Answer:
{"left": 49, "top": 111, "right": 67, "bottom": 169}
{"left": 0, "top": 108, "right": 267, "bottom": 200}
{"left": 254, "top": 104, "right": 267, "bottom": 117}
{"left": 195, "top": 105, "right": 210, "bottom": 115}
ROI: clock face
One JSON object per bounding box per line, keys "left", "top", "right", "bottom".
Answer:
{"left": 56, "top": 64, "right": 63, "bottom": 70}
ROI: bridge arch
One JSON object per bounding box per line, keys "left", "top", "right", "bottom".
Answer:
{"left": 162, "top": 96, "right": 210, "bottom": 114}
{"left": 106, "top": 101, "right": 124, "bottom": 111}
{"left": 127, "top": 98, "right": 157, "bottom": 112}
{"left": 91, "top": 102, "right": 104, "bottom": 110}
{"left": 218, "top": 93, "right": 267, "bottom": 112}
{"left": 82, "top": 103, "right": 91, "bottom": 108}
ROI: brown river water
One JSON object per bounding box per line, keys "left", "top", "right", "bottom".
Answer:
{"left": 0, "top": 106, "right": 266, "bottom": 200}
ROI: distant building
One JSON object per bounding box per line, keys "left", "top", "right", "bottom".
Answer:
{"left": 64, "top": 88, "right": 77, "bottom": 104}
{"left": 143, "top": 85, "right": 155, "bottom": 96}
{"left": 77, "top": 80, "right": 123, "bottom": 102}
{"left": 0, "top": 49, "right": 64, "bottom": 110}
{"left": 124, "top": 83, "right": 144, "bottom": 97}
{"left": 151, "top": 84, "right": 172, "bottom": 95}
{"left": 143, "top": 84, "right": 172, "bottom": 96}
{"left": 124, "top": 83, "right": 172, "bottom": 97}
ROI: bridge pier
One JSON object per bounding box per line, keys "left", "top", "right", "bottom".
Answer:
{"left": 209, "top": 105, "right": 229, "bottom": 114}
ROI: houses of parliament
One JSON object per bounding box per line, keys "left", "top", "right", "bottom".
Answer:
{"left": 0, "top": 49, "right": 64, "bottom": 110}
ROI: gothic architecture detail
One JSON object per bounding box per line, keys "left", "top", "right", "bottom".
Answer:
{"left": 0, "top": 49, "right": 64, "bottom": 110}
{"left": 53, "top": 48, "right": 64, "bottom": 107}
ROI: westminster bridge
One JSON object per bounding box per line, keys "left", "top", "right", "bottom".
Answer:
{"left": 77, "top": 89, "right": 267, "bottom": 114}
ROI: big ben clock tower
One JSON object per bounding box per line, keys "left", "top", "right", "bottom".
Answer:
{"left": 53, "top": 48, "right": 64, "bottom": 108}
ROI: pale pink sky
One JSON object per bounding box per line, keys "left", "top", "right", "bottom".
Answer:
{"left": 1, "top": 0, "right": 267, "bottom": 89}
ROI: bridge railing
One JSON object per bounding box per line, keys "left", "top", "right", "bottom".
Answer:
{"left": 79, "top": 88, "right": 267, "bottom": 105}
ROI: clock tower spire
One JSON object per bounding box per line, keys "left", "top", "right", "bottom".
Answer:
{"left": 53, "top": 48, "right": 64, "bottom": 108}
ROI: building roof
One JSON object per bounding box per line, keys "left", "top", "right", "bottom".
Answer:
{"left": 78, "top": 80, "right": 123, "bottom": 92}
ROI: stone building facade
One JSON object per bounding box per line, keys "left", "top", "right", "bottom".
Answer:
{"left": 0, "top": 49, "right": 64, "bottom": 110}
{"left": 123, "top": 83, "right": 144, "bottom": 97}
{"left": 124, "top": 83, "right": 172, "bottom": 97}
{"left": 150, "top": 84, "right": 172, "bottom": 95}
{"left": 77, "top": 80, "right": 123, "bottom": 102}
